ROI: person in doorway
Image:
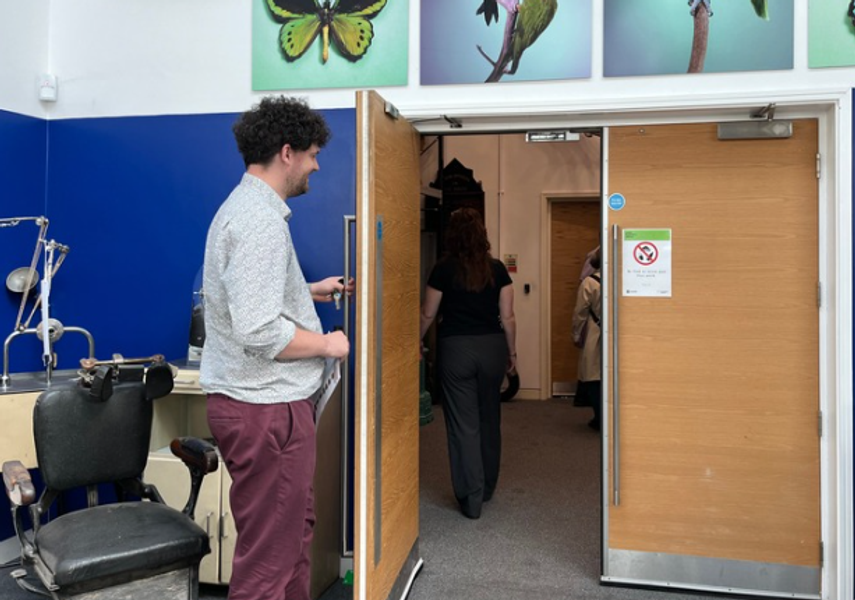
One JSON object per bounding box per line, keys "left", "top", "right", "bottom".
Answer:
{"left": 578, "top": 245, "right": 600, "bottom": 282}
{"left": 200, "top": 96, "right": 351, "bottom": 600}
{"left": 419, "top": 208, "right": 516, "bottom": 519}
{"left": 572, "top": 247, "right": 602, "bottom": 430}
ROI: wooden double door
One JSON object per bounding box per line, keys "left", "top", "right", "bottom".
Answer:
{"left": 353, "top": 93, "right": 821, "bottom": 599}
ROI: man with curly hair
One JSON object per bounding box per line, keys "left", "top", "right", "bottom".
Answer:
{"left": 200, "top": 96, "right": 350, "bottom": 600}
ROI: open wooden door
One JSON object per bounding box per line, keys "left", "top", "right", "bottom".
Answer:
{"left": 602, "top": 121, "right": 821, "bottom": 597}
{"left": 550, "top": 199, "right": 600, "bottom": 395}
{"left": 354, "top": 90, "right": 422, "bottom": 600}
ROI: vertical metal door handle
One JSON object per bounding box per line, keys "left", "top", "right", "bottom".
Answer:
{"left": 612, "top": 224, "right": 621, "bottom": 507}
{"left": 342, "top": 214, "right": 355, "bottom": 557}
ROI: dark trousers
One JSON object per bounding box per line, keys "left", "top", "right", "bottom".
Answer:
{"left": 438, "top": 334, "right": 507, "bottom": 517}
{"left": 207, "top": 394, "right": 316, "bottom": 600}
{"left": 576, "top": 380, "right": 602, "bottom": 427}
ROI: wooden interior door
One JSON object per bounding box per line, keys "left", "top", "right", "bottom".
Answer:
{"left": 550, "top": 199, "right": 600, "bottom": 394}
{"left": 354, "top": 90, "right": 422, "bottom": 600}
{"left": 603, "top": 121, "right": 821, "bottom": 597}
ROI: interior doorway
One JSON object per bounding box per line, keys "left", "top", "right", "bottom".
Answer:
{"left": 408, "top": 104, "right": 840, "bottom": 599}
{"left": 418, "top": 131, "right": 603, "bottom": 402}
{"left": 415, "top": 130, "right": 608, "bottom": 598}
{"left": 544, "top": 195, "right": 601, "bottom": 398}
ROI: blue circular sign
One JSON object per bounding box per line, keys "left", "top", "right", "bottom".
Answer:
{"left": 608, "top": 193, "right": 626, "bottom": 211}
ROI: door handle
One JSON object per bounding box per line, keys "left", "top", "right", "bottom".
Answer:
{"left": 204, "top": 511, "right": 213, "bottom": 537}
{"left": 220, "top": 512, "right": 229, "bottom": 540}
{"left": 612, "top": 224, "right": 621, "bottom": 507}
{"left": 342, "top": 214, "right": 355, "bottom": 557}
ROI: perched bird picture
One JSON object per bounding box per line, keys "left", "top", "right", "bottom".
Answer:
{"left": 603, "top": 0, "right": 792, "bottom": 77}
{"left": 265, "top": 0, "right": 387, "bottom": 63}
{"left": 477, "top": 0, "right": 558, "bottom": 82}
{"left": 421, "top": 0, "right": 589, "bottom": 85}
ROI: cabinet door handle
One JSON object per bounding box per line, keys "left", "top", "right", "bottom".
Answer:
{"left": 220, "top": 512, "right": 229, "bottom": 540}
{"left": 204, "top": 511, "right": 213, "bottom": 537}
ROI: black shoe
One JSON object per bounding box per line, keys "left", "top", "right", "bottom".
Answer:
{"left": 458, "top": 498, "right": 482, "bottom": 519}
{"left": 461, "top": 507, "right": 481, "bottom": 519}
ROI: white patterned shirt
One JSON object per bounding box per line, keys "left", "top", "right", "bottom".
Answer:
{"left": 199, "top": 173, "right": 324, "bottom": 404}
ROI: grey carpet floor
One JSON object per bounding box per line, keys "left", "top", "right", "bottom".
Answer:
{"left": 409, "top": 399, "right": 728, "bottom": 600}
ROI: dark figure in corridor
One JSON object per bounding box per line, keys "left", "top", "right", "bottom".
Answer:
{"left": 419, "top": 208, "right": 517, "bottom": 519}
{"left": 573, "top": 248, "right": 602, "bottom": 430}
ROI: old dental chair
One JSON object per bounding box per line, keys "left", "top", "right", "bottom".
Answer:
{"left": 2, "top": 361, "right": 218, "bottom": 600}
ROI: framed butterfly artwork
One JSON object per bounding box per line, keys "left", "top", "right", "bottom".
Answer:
{"left": 253, "top": 0, "right": 408, "bottom": 91}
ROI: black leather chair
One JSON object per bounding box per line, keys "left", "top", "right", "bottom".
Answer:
{"left": 2, "top": 361, "right": 218, "bottom": 600}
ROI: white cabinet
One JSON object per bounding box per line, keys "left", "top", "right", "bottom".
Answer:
{"left": 146, "top": 447, "right": 235, "bottom": 584}
{"left": 145, "top": 370, "right": 234, "bottom": 585}
{"left": 145, "top": 369, "right": 342, "bottom": 596}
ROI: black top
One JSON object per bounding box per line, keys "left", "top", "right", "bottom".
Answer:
{"left": 427, "top": 258, "right": 513, "bottom": 338}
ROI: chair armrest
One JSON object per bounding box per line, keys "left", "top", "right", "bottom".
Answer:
{"left": 169, "top": 437, "right": 219, "bottom": 520}
{"left": 170, "top": 437, "right": 218, "bottom": 475}
{"left": 3, "top": 461, "right": 36, "bottom": 507}
{"left": 2, "top": 460, "right": 38, "bottom": 561}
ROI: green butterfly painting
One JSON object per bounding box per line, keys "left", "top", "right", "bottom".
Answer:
{"left": 265, "top": 0, "right": 388, "bottom": 63}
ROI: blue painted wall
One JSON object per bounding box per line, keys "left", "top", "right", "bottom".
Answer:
{"left": 0, "top": 110, "right": 48, "bottom": 372}
{"left": 0, "top": 108, "right": 355, "bottom": 372}
{"left": 0, "top": 107, "right": 356, "bottom": 542}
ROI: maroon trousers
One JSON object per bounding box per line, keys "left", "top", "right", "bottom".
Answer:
{"left": 207, "top": 394, "right": 316, "bottom": 600}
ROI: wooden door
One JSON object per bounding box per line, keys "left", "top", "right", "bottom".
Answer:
{"left": 550, "top": 200, "right": 600, "bottom": 394}
{"left": 603, "top": 122, "right": 821, "bottom": 597}
{"left": 354, "top": 91, "right": 422, "bottom": 600}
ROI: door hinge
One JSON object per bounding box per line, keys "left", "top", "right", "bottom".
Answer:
{"left": 817, "top": 282, "right": 822, "bottom": 309}
{"left": 816, "top": 153, "right": 821, "bottom": 179}
{"left": 818, "top": 410, "right": 823, "bottom": 438}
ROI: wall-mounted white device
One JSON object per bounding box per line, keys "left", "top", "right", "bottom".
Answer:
{"left": 38, "top": 73, "right": 58, "bottom": 102}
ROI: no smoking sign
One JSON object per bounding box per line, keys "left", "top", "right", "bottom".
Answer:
{"left": 623, "top": 229, "right": 672, "bottom": 297}
{"left": 633, "top": 242, "right": 659, "bottom": 266}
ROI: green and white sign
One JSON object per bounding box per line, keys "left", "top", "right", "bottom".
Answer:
{"left": 622, "top": 229, "right": 671, "bottom": 297}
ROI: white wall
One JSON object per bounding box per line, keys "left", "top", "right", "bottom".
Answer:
{"left": 0, "top": 1, "right": 851, "bottom": 120}
{"left": 0, "top": 0, "right": 50, "bottom": 117}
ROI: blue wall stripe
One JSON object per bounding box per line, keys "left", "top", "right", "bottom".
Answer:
{"left": 0, "top": 108, "right": 355, "bottom": 373}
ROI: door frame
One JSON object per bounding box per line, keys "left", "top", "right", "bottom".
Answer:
{"left": 540, "top": 192, "right": 601, "bottom": 398}
{"left": 404, "top": 89, "right": 852, "bottom": 600}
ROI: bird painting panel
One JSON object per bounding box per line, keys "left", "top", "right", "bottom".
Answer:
{"left": 421, "top": 0, "right": 592, "bottom": 85}
{"left": 603, "top": 0, "right": 793, "bottom": 77}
